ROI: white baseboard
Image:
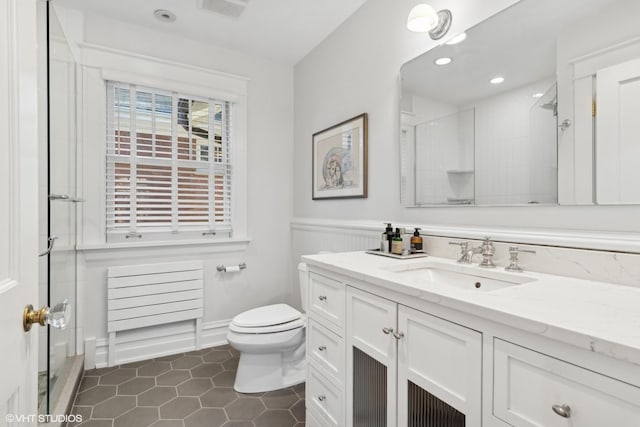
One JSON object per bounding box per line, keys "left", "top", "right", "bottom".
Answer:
{"left": 88, "top": 319, "right": 231, "bottom": 368}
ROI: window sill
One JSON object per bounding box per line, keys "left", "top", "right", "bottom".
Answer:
{"left": 77, "top": 237, "right": 251, "bottom": 252}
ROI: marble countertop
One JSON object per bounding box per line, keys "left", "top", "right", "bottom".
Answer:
{"left": 302, "top": 251, "right": 640, "bottom": 367}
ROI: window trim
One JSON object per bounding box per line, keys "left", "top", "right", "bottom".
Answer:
{"left": 78, "top": 44, "right": 248, "bottom": 246}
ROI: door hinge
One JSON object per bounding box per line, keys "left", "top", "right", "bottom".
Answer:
{"left": 592, "top": 99, "right": 597, "bottom": 117}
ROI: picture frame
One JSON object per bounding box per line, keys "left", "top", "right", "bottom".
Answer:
{"left": 312, "top": 113, "right": 368, "bottom": 200}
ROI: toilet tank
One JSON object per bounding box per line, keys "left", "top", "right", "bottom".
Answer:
{"left": 298, "top": 262, "right": 309, "bottom": 313}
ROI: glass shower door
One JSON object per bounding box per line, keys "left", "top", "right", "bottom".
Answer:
{"left": 40, "top": 3, "right": 79, "bottom": 415}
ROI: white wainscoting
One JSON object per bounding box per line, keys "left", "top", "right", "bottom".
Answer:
{"left": 78, "top": 240, "right": 296, "bottom": 369}
{"left": 291, "top": 218, "right": 640, "bottom": 288}
{"left": 90, "top": 319, "right": 230, "bottom": 368}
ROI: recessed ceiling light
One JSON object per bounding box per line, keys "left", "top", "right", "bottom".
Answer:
{"left": 490, "top": 76, "right": 505, "bottom": 84}
{"left": 154, "top": 9, "right": 176, "bottom": 23}
{"left": 532, "top": 93, "right": 544, "bottom": 98}
{"left": 434, "top": 57, "right": 452, "bottom": 65}
{"left": 446, "top": 32, "right": 467, "bottom": 45}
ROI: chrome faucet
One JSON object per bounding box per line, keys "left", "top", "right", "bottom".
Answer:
{"left": 449, "top": 241, "right": 482, "bottom": 264}
{"left": 477, "top": 237, "right": 496, "bottom": 268}
{"left": 450, "top": 237, "right": 496, "bottom": 267}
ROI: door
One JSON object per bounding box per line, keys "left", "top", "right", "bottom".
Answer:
{"left": 397, "top": 306, "right": 482, "bottom": 426}
{"left": 346, "top": 287, "right": 397, "bottom": 427}
{"left": 0, "top": 0, "right": 41, "bottom": 422}
{"left": 596, "top": 57, "right": 640, "bottom": 204}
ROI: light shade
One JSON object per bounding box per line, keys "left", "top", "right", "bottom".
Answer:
{"left": 407, "top": 4, "right": 453, "bottom": 40}
{"left": 407, "top": 4, "right": 440, "bottom": 33}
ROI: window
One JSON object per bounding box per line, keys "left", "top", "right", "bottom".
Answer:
{"left": 105, "top": 81, "right": 233, "bottom": 241}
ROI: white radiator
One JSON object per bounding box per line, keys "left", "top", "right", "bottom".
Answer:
{"left": 107, "top": 260, "right": 204, "bottom": 366}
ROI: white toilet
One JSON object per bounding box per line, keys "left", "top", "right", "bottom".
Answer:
{"left": 226, "top": 263, "right": 308, "bottom": 393}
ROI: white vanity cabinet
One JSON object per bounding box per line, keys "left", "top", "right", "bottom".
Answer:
{"left": 346, "top": 286, "right": 482, "bottom": 427}
{"left": 303, "top": 260, "right": 640, "bottom": 427}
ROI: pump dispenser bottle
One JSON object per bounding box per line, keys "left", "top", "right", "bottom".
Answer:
{"left": 411, "top": 228, "right": 423, "bottom": 253}
{"left": 384, "top": 223, "right": 394, "bottom": 252}
{"left": 391, "top": 228, "right": 403, "bottom": 255}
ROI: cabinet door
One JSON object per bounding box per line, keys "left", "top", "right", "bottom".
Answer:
{"left": 346, "top": 287, "right": 398, "bottom": 427}
{"left": 397, "top": 305, "right": 482, "bottom": 427}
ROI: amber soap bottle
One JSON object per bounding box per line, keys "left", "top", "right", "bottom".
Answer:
{"left": 410, "top": 228, "right": 423, "bottom": 253}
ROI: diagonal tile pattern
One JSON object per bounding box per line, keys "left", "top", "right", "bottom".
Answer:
{"left": 67, "top": 344, "right": 305, "bottom": 427}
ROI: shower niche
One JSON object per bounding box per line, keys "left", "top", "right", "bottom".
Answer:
{"left": 346, "top": 287, "right": 481, "bottom": 426}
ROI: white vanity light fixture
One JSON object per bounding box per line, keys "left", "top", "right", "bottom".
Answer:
{"left": 434, "top": 57, "right": 452, "bottom": 65}
{"left": 446, "top": 32, "right": 467, "bottom": 45}
{"left": 407, "top": 4, "right": 453, "bottom": 40}
{"left": 490, "top": 76, "right": 505, "bottom": 84}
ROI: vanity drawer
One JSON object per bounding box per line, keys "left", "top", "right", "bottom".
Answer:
{"left": 307, "top": 365, "right": 343, "bottom": 427}
{"left": 308, "top": 319, "right": 344, "bottom": 385}
{"left": 493, "top": 339, "right": 640, "bottom": 427}
{"left": 309, "top": 272, "right": 345, "bottom": 331}
{"left": 306, "top": 409, "right": 330, "bottom": 427}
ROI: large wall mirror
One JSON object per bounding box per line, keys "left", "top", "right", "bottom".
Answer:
{"left": 400, "top": 0, "right": 640, "bottom": 206}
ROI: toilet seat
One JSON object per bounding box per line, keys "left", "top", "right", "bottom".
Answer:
{"left": 229, "top": 303, "right": 304, "bottom": 334}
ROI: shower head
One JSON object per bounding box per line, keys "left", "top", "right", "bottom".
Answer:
{"left": 539, "top": 96, "right": 558, "bottom": 116}
{"left": 540, "top": 98, "right": 556, "bottom": 110}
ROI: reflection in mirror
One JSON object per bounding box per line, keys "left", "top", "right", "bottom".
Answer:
{"left": 400, "top": 0, "right": 640, "bottom": 206}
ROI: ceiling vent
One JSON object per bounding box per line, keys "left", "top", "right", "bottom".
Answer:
{"left": 197, "top": 0, "right": 248, "bottom": 18}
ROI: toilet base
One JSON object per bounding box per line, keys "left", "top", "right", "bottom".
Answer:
{"left": 233, "top": 342, "right": 306, "bottom": 393}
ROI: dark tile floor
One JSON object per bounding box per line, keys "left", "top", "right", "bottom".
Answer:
{"left": 68, "top": 344, "right": 305, "bottom": 427}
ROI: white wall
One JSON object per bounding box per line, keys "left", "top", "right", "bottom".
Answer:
{"left": 293, "top": 0, "right": 640, "bottom": 235}
{"left": 57, "top": 9, "right": 295, "bottom": 366}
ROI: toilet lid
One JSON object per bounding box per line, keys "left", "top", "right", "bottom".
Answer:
{"left": 232, "top": 304, "right": 302, "bottom": 328}
{"left": 228, "top": 316, "right": 305, "bottom": 334}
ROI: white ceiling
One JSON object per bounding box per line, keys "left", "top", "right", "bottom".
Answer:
{"left": 54, "top": 0, "right": 368, "bottom": 65}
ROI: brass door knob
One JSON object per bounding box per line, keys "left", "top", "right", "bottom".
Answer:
{"left": 23, "top": 299, "right": 70, "bottom": 332}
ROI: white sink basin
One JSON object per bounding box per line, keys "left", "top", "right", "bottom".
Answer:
{"left": 382, "top": 261, "right": 536, "bottom": 292}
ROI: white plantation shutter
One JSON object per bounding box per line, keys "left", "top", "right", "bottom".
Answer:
{"left": 106, "top": 81, "right": 233, "bottom": 241}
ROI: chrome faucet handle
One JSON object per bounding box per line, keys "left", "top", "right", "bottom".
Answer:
{"left": 505, "top": 246, "right": 536, "bottom": 272}
{"left": 478, "top": 237, "right": 496, "bottom": 268}
{"left": 449, "top": 241, "right": 471, "bottom": 263}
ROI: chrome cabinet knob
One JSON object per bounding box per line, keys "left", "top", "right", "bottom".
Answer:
{"left": 393, "top": 331, "right": 405, "bottom": 340}
{"left": 318, "top": 345, "right": 326, "bottom": 351}
{"left": 318, "top": 295, "right": 327, "bottom": 301}
{"left": 551, "top": 404, "right": 571, "bottom": 418}
{"left": 382, "top": 327, "right": 394, "bottom": 335}
{"left": 23, "top": 299, "right": 70, "bottom": 332}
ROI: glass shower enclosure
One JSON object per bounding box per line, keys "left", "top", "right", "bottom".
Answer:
{"left": 38, "top": 2, "right": 80, "bottom": 415}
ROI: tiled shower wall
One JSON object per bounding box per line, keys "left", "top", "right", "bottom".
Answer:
{"left": 473, "top": 77, "right": 557, "bottom": 205}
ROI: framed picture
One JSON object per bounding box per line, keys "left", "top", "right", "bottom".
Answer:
{"left": 312, "top": 113, "right": 368, "bottom": 200}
